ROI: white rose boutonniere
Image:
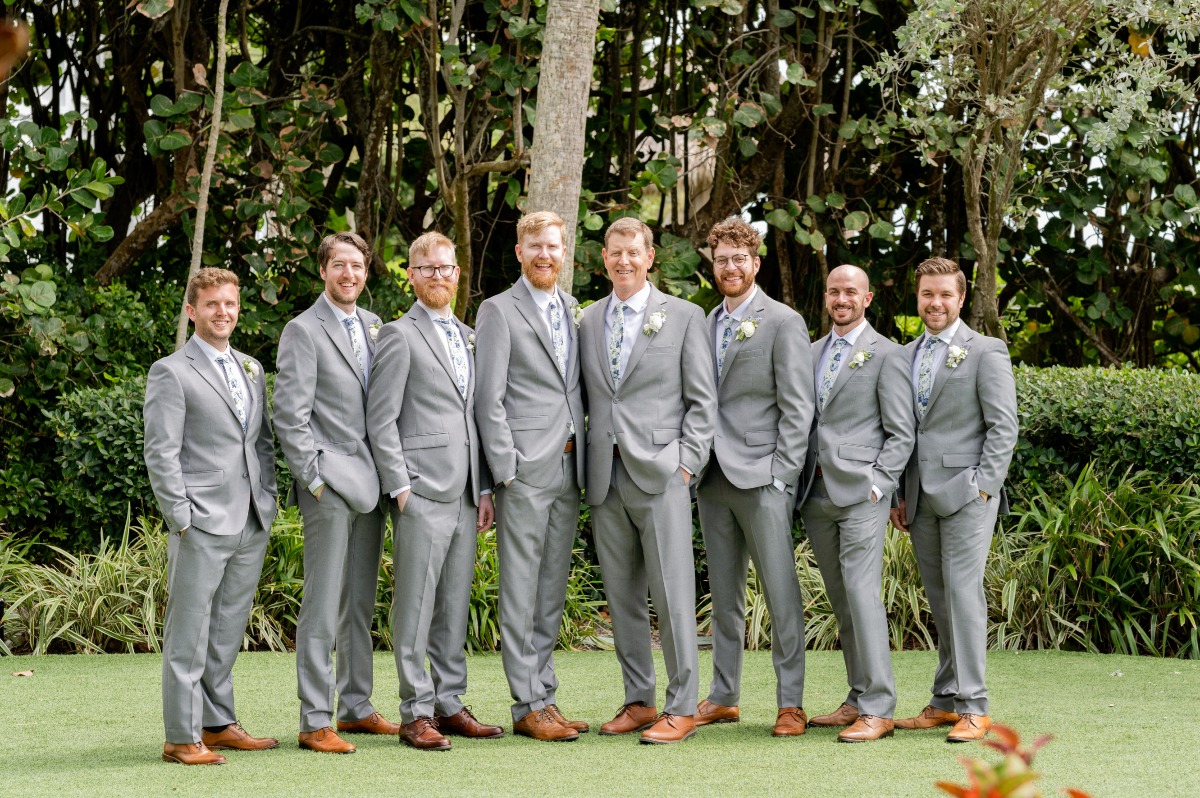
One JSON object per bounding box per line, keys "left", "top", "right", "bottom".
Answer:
{"left": 242, "top": 360, "right": 259, "bottom": 383}
{"left": 736, "top": 317, "right": 759, "bottom": 341}
{"left": 467, "top": 333, "right": 476, "bottom": 354}
{"left": 848, "top": 349, "right": 873, "bottom": 369}
{"left": 643, "top": 309, "right": 666, "bottom": 336}
{"left": 368, "top": 322, "right": 381, "bottom": 343}
{"left": 945, "top": 344, "right": 969, "bottom": 369}
{"left": 572, "top": 304, "right": 584, "bottom": 328}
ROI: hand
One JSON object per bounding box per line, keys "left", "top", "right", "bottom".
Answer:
{"left": 477, "top": 494, "right": 495, "bottom": 532}
{"left": 979, "top": 490, "right": 989, "bottom": 501}
{"left": 313, "top": 483, "right": 326, "bottom": 502}
{"left": 395, "top": 490, "right": 410, "bottom": 514}
{"left": 179, "top": 527, "right": 188, "bottom": 540}
{"left": 890, "top": 498, "right": 909, "bottom": 533}
{"left": 679, "top": 467, "right": 691, "bottom": 486}
{"left": 504, "top": 478, "right": 513, "bottom": 488}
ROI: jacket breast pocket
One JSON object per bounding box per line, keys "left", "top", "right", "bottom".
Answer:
{"left": 942, "top": 452, "right": 981, "bottom": 468}
{"left": 403, "top": 433, "right": 450, "bottom": 450}
{"left": 183, "top": 469, "right": 223, "bottom": 487}
{"left": 838, "top": 443, "right": 881, "bottom": 462}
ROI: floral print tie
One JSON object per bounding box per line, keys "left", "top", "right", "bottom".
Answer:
{"left": 818, "top": 337, "right": 849, "bottom": 411}
{"left": 916, "top": 337, "right": 941, "bottom": 418}
{"left": 435, "top": 317, "right": 469, "bottom": 399}
{"left": 215, "top": 355, "right": 247, "bottom": 431}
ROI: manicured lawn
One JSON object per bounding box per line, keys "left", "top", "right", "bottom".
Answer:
{"left": 2, "top": 649, "right": 1197, "bottom": 797}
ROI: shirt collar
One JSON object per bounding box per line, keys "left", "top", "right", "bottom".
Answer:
{"left": 322, "top": 291, "right": 359, "bottom": 324}
{"left": 831, "top": 317, "right": 869, "bottom": 346}
{"left": 521, "top": 275, "right": 559, "bottom": 311}
{"left": 924, "top": 317, "right": 962, "bottom": 346}
{"left": 192, "top": 334, "right": 231, "bottom": 362}
{"left": 608, "top": 282, "right": 652, "bottom": 316}
{"left": 717, "top": 285, "right": 759, "bottom": 324}
{"left": 415, "top": 299, "right": 454, "bottom": 322}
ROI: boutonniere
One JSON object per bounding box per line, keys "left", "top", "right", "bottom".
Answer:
{"left": 572, "top": 304, "right": 584, "bottom": 328}
{"left": 643, "top": 309, "right": 666, "bottom": 336}
{"left": 847, "top": 349, "right": 873, "bottom": 369}
{"left": 368, "top": 322, "right": 381, "bottom": 343}
{"left": 736, "top": 317, "right": 760, "bottom": 341}
{"left": 945, "top": 344, "right": 969, "bottom": 369}
{"left": 467, "top": 332, "right": 475, "bottom": 354}
{"left": 242, "top": 359, "right": 259, "bottom": 383}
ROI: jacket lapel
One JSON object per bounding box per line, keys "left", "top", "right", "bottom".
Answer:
{"left": 411, "top": 310, "right": 461, "bottom": 394}
{"left": 717, "top": 294, "right": 764, "bottom": 388}
{"left": 588, "top": 301, "right": 617, "bottom": 393}
{"left": 924, "top": 323, "right": 974, "bottom": 418}
{"left": 513, "top": 279, "right": 562, "bottom": 382}
{"left": 317, "top": 294, "right": 367, "bottom": 392}
{"left": 619, "top": 285, "right": 662, "bottom": 389}
{"left": 185, "top": 338, "right": 242, "bottom": 431}
{"left": 825, "top": 324, "right": 876, "bottom": 408}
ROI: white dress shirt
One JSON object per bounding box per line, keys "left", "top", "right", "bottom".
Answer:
{"left": 193, "top": 334, "right": 251, "bottom": 418}
{"left": 521, "top": 275, "right": 572, "bottom": 373}
{"left": 910, "top": 317, "right": 963, "bottom": 389}
{"left": 604, "top": 281, "right": 652, "bottom": 380}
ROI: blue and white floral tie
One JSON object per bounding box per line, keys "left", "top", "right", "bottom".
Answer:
{"left": 548, "top": 299, "right": 567, "bottom": 381}
{"left": 215, "top": 355, "right": 247, "bottom": 431}
{"left": 916, "top": 337, "right": 941, "bottom": 418}
{"left": 818, "top": 337, "right": 849, "bottom": 412}
{"left": 608, "top": 302, "right": 628, "bottom": 387}
{"left": 716, "top": 314, "right": 736, "bottom": 377}
{"left": 435, "top": 317, "right": 469, "bottom": 399}
{"left": 343, "top": 316, "right": 367, "bottom": 384}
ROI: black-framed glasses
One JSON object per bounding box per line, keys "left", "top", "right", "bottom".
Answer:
{"left": 412, "top": 264, "right": 458, "bottom": 278}
{"left": 714, "top": 254, "right": 752, "bottom": 269}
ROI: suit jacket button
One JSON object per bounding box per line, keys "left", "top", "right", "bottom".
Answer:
{"left": 242, "top": 472, "right": 249, "bottom": 477}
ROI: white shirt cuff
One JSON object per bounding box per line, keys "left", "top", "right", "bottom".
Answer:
{"left": 772, "top": 477, "right": 786, "bottom": 491}
{"left": 871, "top": 485, "right": 883, "bottom": 502}
{"left": 309, "top": 477, "right": 324, "bottom": 494}
{"left": 390, "top": 485, "right": 411, "bottom": 499}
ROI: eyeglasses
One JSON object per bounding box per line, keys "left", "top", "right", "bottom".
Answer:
{"left": 714, "top": 254, "right": 752, "bottom": 269}
{"left": 412, "top": 264, "right": 458, "bottom": 278}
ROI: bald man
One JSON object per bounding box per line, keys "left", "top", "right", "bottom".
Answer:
{"left": 798, "top": 265, "right": 915, "bottom": 742}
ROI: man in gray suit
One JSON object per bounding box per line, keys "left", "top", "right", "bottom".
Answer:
{"left": 694, "top": 217, "right": 813, "bottom": 737}
{"left": 276, "top": 232, "right": 398, "bottom": 753}
{"left": 144, "top": 268, "right": 279, "bottom": 765}
{"left": 800, "top": 264, "right": 916, "bottom": 742}
{"left": 475, "top": 211, "right": 589, "bottom": 742}
{"left": 580, "top": 217, "right": 716, "bottom": 745}
{"left": 366, "top": 231, "right": 503, "bottom": 751}
{"left": 890, "top": 257, "right": 1017, "bottom": 743}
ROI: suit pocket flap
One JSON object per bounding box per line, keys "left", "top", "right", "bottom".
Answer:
{"left": 839, "top": 443, "right": 882, "bottom": 462}
{"left": 739, "top": 348, "right": 765, "bottom": 359}
{"left": 745, "top": 429, "right": 777, "bottom": 446}
{"left": 316, "top": 440, "right": 357, "bottom": 455}
{"left": 645, "top": 345, "right": 678, "bottom": 356}
{"left": 403, "top": 433, "right": 450, "bottom": 450}
{"left": 183, "top": 469, "right": 223, "bottom": 487}
{"left": 652, "top": 428, "right": 682, "bottom": 445}
{"left": 507, "top": 415, "right": 548, "bottom": 431}
{"left": 942, "top": 452, "right": 981, "bottom": 468}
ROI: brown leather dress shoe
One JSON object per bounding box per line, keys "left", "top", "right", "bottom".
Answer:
{"left": 946, "top": 713, "right": 991, "bottom": 743}
{"left": 598, "top": 702, "right": 658, "bottom": 735}
{"left": 513, "top": 708, "right": 579, "bottom": 741}
{"left": 162, "top": 741, "right": 226, "bottom": 765}
{"left": 809, "top": 702, "right": 860, "bottom": 728}
{"left": 640, "top": 713, "right": 697, "bottom": 744}
{"left": 772, "top": 707, "right": 808, "bottom": 737}
{"left": 337, "top": 711, "right": 401, "bottom": 735}
{"left": 298, "top": 727, "right": 356, "bottom": 754}
{"left": 201, "top": 722, "right": 279, "bottom": 751}
{"left": 838, "top": 715, "right": 894, "bottom": 742}
{"left": 436, "top": 706, "right": 505, "bottom": 738}
{"left": 401, "top": 717, "right": 452, "bottom": 750}
{"left": 695, "top": 699, "right": 739, "bottom": 726}
{"left": 894, "top": 705, "right": 960, "bottom": 730}
{"left": 546, "top": 703, "right": 589, "bottom": 733}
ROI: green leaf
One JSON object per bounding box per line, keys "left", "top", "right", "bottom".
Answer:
{"left": 730, "top": 49, "right": 754, "bottom": 66}
{"left": 0, "top": 377, "right": 14, "bottom": 398}
{"left": 158, "top": 131, "right": 193, "bottom": 151}
{"left": 24, "top": 280, "right": 57, "bottom": 310}
{"left": 150, "top": 94, "right": 175, "bottom": 117}
{"left": 812, "top": 103, "right": 835, "bottom": 116}
{"left": 84, "top": 181, "right": 114, "bottom": 200}
{"left": 808, "top": 230, "right": 826, "bottom": 251}
{"left": 844, "top": 210, "right": 870, "bottom": 231}
{"left": 135, "top": 0, "right": 175, "bottom": 20}
{"left": 228, "top": 111, "right": 256, "bottom": 130}
{"left": 174, "top": 92, "right": 203, "bottom": 115}
{"left": 838, "top": 120, "right": 859, "bottom": 140}
{"left": 785, "top": 63, "right": 806, "bottom": 85}
{"left": 731, "top": 103, "right": 764, "bottom": 128}
{"left": 720, "top": 0, "right": 743, "bottom": 14}
{"left": 868, "top": 219, "right": 893, "bottom": 239}
{"left": 1174, "top": 183, "right": 1197, "bottom": 206}
{"left": 738, "top": 138, "right": 758, "bottom": 157}
{"left": 825, "top": 192, "right": 845, "bottom": 210}
{"left": 773, "top": 9, "right": 796, "bottom": 27}
{"left": 806, "top": 194, "right": 826, "bottom": 214}
{"left": 765, "top": 208, "right": 794, "bottom": 231}
{"left": 860, "top": 0, "right": 880, "bottom": 14}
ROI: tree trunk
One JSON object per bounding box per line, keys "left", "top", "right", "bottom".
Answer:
{"left": 525, "top": 0, "right": 600, "bottom": 294}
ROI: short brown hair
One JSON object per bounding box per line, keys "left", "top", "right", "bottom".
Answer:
{"left": 604, "top": 217, "right": 654, "bottom": 251}
{"left": 409, "top": 231, "right": 455, "bottom": 261}
{"left": 914, "top": 257, "right": 967, "bottom": 295}
{"left": 516, "top": 210, "right": 566, "bottom": 242}
{"left": 317, "top": 231, "right": 370, "bottom": 270}
{"left": 707, "top": 216, "right": 761, "bottom": 253}
{"left": 186, "top": 267, "right": 240, "bottom": 306}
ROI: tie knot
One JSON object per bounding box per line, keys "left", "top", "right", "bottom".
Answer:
{"left": 344, "top": 317, "right": 355, "bottom": 328}
{"left": 436, "top": 317, "right": 454, "bottom": 328}
{"left": 833, "top": 336, "right": 849, "bottom": 350}
{"left": 548, "top": 299, "right": 558, "bottom": 312}
{"left": 927, "top": 336, "right": 941, "bottom": 350}
{"left": 216, "top": 355, "right": 227, "bottom": 365}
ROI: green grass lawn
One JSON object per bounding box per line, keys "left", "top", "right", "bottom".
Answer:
{"left": 2, "top": 649, "right": 1197, "bottom": 797}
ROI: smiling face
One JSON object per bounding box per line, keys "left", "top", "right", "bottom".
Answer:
{"left": 186, "top": 282, "right": 240, "bottom": 349}
{"left": 321, "top": 241, "right": 368, "bottom": 313}
{"left": 516, "top": 223, "right": 564, "bottom": 291}
{"left": 410, "top": 244, "right": 459, "bottom": 311}
{"left": 712, "top": 242, "right": 759, "bottom": 305}
{"left": 824, "top": 264, "right": 873, "bottom": 335}
{"left": 917, "top": 272, "right": 966, "bottom": 335}
{"left": 602, "top": 231, "right": 654, "bottom": 301}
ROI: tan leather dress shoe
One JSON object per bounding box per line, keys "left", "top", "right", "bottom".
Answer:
{"left": 201, "top": 722, "right": 279, "bottom": 751}
{"left": 640, "top": 713, "right": 697, "bottom": 744}
{"left": 695, "top": 699, "right": 739, "bottom": 726}
{"left": 436, "top": 707, "right": 505, "bottom": 738}
{"left": 772, "top": 707, "right": 808, "bottom": 737}
{"left": 337, "top": 711, "right": 401, "bottom": 735}
{"left": 809, "top": 702, "right": 860, "bottom": 728}
{"left": 401, "top": 717, "right": 452, "bottom": 750}
{"left": 598, "top": 702, "right": 658, "bottom": 735}
{"left": 838, "top": 715, "right": 894, "bottom": 742}
{"left": 895, "top": 705, "right": 960, "bottom": 730}
{"left": 946, "top": 713, "right": 991, "bottom": 743}
{"left": 546, "top": 703, "right": 589, "bottom": 733}
{"left": 162, "top": 741, "right": 226, "bottom": 765}
{"left": 298, "top": 727, "right": 356, "bottom": 754}
{"left": 513, "top": 708, "right": 579, "bottom": 741}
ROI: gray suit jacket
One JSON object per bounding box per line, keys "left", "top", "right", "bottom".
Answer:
{"left": 708, "top": 291, "right": 814, "bottom": 490}
{"left": 274, "top": 292, "right": 384, "bottom": 514}
{"left": 800, "top": 323, "right": 915, "bottom": 507}
{"left": 474, "top": 279, "right": 586, "bottom": 489}
{"left": 143, "top": 336, "right": 278, "bottom": 535}
{"left": 898, "top": 323, "right": 1018, "bottom": 523}
{"left": 580, "top": 284, "right": 716, "bottom": 504}
{"left": 366, "top": 309, "right": 491, "bottom": 503}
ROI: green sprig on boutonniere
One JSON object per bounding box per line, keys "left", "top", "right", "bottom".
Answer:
{"left": 736, "top": 317, "right": 759, "bottom": 341}
{"left": 946, "top": 344, "right": 969, "bottom": 369}
{"left": 368, "top": 322, "right": 381, "bottom": 343}
{"left": 848, "top": 349, "right": 873, "bottom": 369}
{"left": 242, "top": 360, "right": 259, "bottom": 383}
{"left": 643, "top": 309, "right": 666, "bottom": 336}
